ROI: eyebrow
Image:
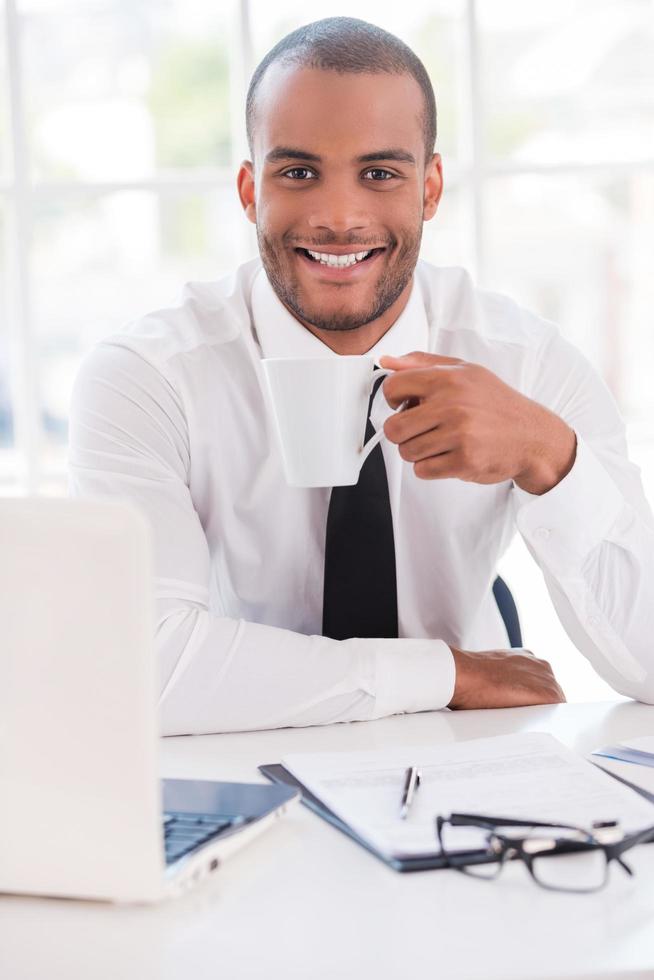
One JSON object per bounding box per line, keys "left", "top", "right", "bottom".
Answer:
{"left": 358, "top": 148, "right": 416, "bottom": 166}
{"left": 265, "top": 147, "right": 322, "bottom": 164}
{"left": 264, "top": 146, "right": 416, "bottom": 166}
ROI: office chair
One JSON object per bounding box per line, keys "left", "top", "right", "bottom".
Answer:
{"left": 492, "top": 575, "right": 523, "bottom": 648}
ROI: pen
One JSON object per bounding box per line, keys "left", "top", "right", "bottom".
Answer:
{"left": 399, "top": 766, "right": 421, "bottom": 819}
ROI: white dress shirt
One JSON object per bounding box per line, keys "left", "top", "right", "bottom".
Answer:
{"left": 67, "top": 257, "right": 654, "bottom": 734}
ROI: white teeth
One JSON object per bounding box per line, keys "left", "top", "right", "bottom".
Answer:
{"left": 306, "top": 248, "right": 372, "bottom": 267}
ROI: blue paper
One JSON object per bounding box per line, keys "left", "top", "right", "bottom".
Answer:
{"left": 592, "top": 745, "right": 654, "bottom": 768}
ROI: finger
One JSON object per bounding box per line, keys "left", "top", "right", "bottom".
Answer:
{"left": 379, "top": 351, "right": 464, "bottom": 372}
{"left": 396, "top": 428, "right": 456, "bottom": 464}
{"left": 412, "top": 451, "right": 462, "bottom": 481}
{"left": 382, "top": 367, "right": 458, "bottom": 409}
{"left": 383, "top": 400, "right": 445, "bottom": 443}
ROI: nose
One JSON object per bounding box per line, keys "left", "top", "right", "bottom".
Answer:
{"left": 306, "top": 175, "right": 370, "bottom": 237}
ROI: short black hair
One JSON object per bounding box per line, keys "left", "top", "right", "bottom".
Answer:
{"left": 245, "top": 17, "right": 437, "bottom": 166}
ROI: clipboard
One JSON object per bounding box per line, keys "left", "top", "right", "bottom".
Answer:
{"left": 258, "top": 762, "right": 494, "bottom": 873}
{"left": 260, "top": 752, "right": 654, "bottom": 874}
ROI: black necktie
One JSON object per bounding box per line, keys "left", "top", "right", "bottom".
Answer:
{"left": 322, "top": 371, "right": 399, "bottom": 640}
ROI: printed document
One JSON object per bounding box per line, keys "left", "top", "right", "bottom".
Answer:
{"left": 282, "top": 732, "right": 654, "bottom": 859}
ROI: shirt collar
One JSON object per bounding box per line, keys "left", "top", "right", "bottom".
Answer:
{"left": 251, "top": 264, "right": 428, "bottom": 362}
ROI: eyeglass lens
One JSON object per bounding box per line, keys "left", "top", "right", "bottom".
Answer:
{"left": 439, "top": 821, "right": 611, "bottom": 891}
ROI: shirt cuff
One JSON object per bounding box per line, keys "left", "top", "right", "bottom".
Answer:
{"left": 512, "top": 432, "right": 623, "bottom": 576}
{"left": 355, "top": 638, "right": 456, "bottom": 717}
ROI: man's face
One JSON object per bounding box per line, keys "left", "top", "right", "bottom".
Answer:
{"left": 239, "top": 65, "right": 442, "bottom": 335}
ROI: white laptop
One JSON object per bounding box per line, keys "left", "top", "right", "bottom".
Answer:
{"left": 0, "top": 497, "right": 299, "bottom": 903}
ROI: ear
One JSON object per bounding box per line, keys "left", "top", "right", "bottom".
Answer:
{"left": 423, "top": 152, "right": 443, "bottom": 222}
{"left": 237, "top": 160, "right": 256, "bottom": 224}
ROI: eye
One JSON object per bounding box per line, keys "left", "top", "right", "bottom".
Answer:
{"left": 363, "top": 169, "right": 396, "bottom": 181}
{"left": 282, "top": 167, "right": 316, "bottom": 180}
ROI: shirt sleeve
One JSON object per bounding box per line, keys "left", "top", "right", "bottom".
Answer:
{"left": 67, "top": 342, "right": 456, "bottom": 734}
{"left": 512, "top": 326, "right": 654, "bottom": 703}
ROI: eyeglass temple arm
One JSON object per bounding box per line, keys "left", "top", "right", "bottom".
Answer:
{"left": 609, "top": 823, "right": 654, "bottom": 864}
{"left": 449, "top": 812, "right": 583, "bottom": 832}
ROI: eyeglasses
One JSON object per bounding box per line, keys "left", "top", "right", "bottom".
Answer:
{"left": 435, "top": 812, "right": 654, "bottom": 893}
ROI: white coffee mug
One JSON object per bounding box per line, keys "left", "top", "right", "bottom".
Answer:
{"left": 261, "top": 355, "right": 397, "bottom": 488}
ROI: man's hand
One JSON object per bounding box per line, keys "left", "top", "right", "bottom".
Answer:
{"left": 379, "top": 351, "right": 577, "bottom": 495}
{"left": 447, "top": 646, "right": 566, "bottom": 709}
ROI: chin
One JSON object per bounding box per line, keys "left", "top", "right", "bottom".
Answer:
{"left": 301, "top": 307, "right": 381, "bottom": 334}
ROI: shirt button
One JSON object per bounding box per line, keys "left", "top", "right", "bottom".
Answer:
{"left": 535, "top": 527, "right": 551, "bottom": 540}
{"left": 588, "top": 616, "right": 600, "bottom": 628}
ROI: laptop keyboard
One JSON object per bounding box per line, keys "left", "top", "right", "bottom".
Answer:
{"left": 163, "top": 810, "right": 239, "bottom": 865}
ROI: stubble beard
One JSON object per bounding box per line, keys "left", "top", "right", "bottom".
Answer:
{"left": 256, "top": 225, "right": 422, "bottom": 333}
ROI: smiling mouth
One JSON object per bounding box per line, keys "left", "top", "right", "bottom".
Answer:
{"left": 295, "top": 246, "right": 386, "bottom": 266}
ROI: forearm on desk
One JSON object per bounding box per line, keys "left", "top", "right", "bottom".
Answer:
{"left": 156, "top": 600, "right": 456, "bottom": 734}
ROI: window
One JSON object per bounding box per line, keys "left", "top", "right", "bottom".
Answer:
{"left": 2, "top": 0, "right": 653, "bottom": 699}
{"left": 1, "top": 0, "right": 250, "bottom": 490}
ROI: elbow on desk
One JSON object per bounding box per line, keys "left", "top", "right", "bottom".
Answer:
{"left": 154, "top": 605, "right": 288, "bottom": 736}
{"left": 608, "top": 672, "right": 654, "bottom": 706}
{"left": 583, "top": 641, "right": 654, "bottom": 706}
{"left": 621, "top": 687, "right": 654, "bottom": 706}
{"left": 155, "top": 604, "right": 217, "bottom": 736}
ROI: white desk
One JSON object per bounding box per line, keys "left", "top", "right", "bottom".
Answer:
{"left": 2, "top": 701, "right": 654, "bottom": 980}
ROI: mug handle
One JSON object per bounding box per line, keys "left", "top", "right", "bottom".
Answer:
{"left": 359, "top": 368, "right": 402, "bottom": 466}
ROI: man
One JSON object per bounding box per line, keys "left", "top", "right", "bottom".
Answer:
{"left": 68, "top": 17, "right": 654, "bottom": 734}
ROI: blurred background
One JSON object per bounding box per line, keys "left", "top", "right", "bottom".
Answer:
{"left": 1, "top": 0, "right": 653, "bottom": 701}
